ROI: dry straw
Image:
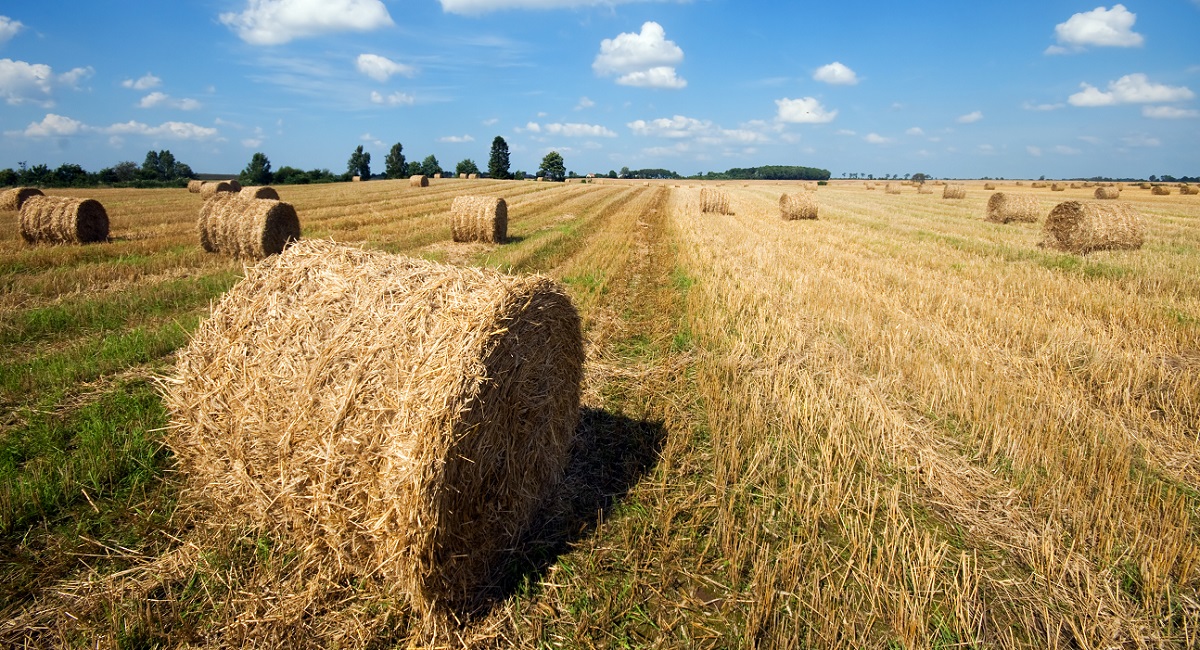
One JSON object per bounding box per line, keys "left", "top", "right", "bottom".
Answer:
{"left": 19, "top": 195, "right": 109, "bottom": 244}
{"left": 985, "top": 192, "right": 1040, "bottom": 223}
{"left": 984, "top": 183, "right": 997, "bottom": 190}
{"left": 468, "top": 173, "right": 478, "bottom": 180}
{"left": 700, "top": 187, "right": 732, "bottom": 214}
{"left": 450, "top": 195, "right": 507, "bottom": 243}
{"left": 1139, "top": 182, "right": 1152, "bottom": 190}
{"left": 779, "top": 192, "right": 818, "bottom": 220}
{"left": 1051, "top": 183, "right": 1066, "bottom": 191}
{"left": 864, "top": 182, "right": 876, "bottom": 190}
{"left": 885, "top": 183, "right": 901, "bottom": 195}
{"left": 1094, "top": 186, "right": 1121, "bottom": 200}
{"left": 1040, "top": 200, "right": 1144, "bottom": 254}
{"left": 187, "top": 180, "right": 203, "bottom": 193}
{"left": 199, "top": 181, "right": 237, "bottom": 197}
{"left": 197, "top": 193, "right": 301, "bottom": 259}
{"left": 164, "top": 239, "right": 583, "bottom": 611}
{"left": 410, "top": 174, "right": 429, "bottom": 187}
{"left": 0, "top": 187, "right": 43, "bottom": 211}
{"left": 1182, "top": 185, "right": 1200, "bottom": 195}
{"left": 239, "top": 186, "right": 280, "bottom": 200}
{"left": 917, "top": 185, "right": 933, "bottom": 194}
{"left": 943, "top": 184, "right": 966, "bottom": 199}
{"left": 1031, "top": 182, "right": 1048, "bottom": 189}
{"left": 1151, "top": 185, "right": 1171, "bottom": 195}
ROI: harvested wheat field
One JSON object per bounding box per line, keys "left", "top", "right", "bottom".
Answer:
{"left": 0, "top": 179, "right": 1198, "bottom": 648}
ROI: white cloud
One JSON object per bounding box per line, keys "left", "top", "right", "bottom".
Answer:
{"left": 440, "top": 0, "right": 674, "bottom": 14}
{"left": 138, "top": 91, "right": 201, "bottom": 110}
{"left": 15, "top": 113, "right": 85, "bottom": 137}
{"left": 9, "top": 114, "right": 218, "bottom": 140}
{"left": 356, "top": 53, "right": 415, "bottom": 82}
{"left": 1121, "top": 134, "right": 1160, "bottom": 147}
{"left": 0, "top": 59, "right": 93, "bottom": 107}
{"left": 977, "top": 144, "right": 996, "bottom": 154}
{"left": 957, "top": 110, "right": 983, "bottom": 124}
{"left": 836, "top": 129, "right": 856, "bottom": 136}
{"left": 0, "top": 16, "right": 25, "bottom": 45}
{"left": 369, "top": 90, "right": 414, "bottom": 106}
{"left": 575, "top": 96, "right": 595, "bottom": 110}
{"left": 626, "top": 115, "right": 770, "bottom": 145}
{"left": 1027, "top": 146, "right": 1043, "bottom": 157}
{"left": 905, "top": 127, "right": 924, "bottom": 136}
{"left": 220, "top": 0, "right": 394, "bottom": 45}
{"left": 242, "top": 138, "right": 264, "bottom": 147}
{"left": 775, "top": 97, "right": 837, "bottom": 123}
{"left": 1022, "top": 100, "right": 1065, "bottom": 111}
{"left": 1052, "top": 145, "right": 1081, "bottom": 155}
{"left": 482, "top": 117, "right": 499, "bottom": 126}
{"left": 813, "top": 62, "right": 858, "bottom": 85}
{"left": 1078, "top": 135, "right": 1103, "bottom": 145}
{"left": 1047, "top": 4, "right": 1143, "bottom": 54}
{"left": 528, "top": 122, "right": 617, "bottom": 137}
{"left": 594, "top": 22, "right": 686, "bottom": 90}
{"left": 1142, "top": 105, "right": 1199, "bottom": 119}
{"left": 1069, "top": 73, "right": 1194, "bottom": 106}
{"left": 439, "top": 134, "right": 475, "bottom": 143}
{"left": 121, "top": 73, "right": 161, "bottom": 90}
{"left": 864, "top": 133, "right": 891, "bottom": 144}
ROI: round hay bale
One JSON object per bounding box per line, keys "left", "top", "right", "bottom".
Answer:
{"left": 1051, "top": 183, "right": 1066, "bottom": 191}
{"left": 983, "top": 183, "right": 997, "bottom": 190}
{"left": 1139, "top": 183, "right": 1152, "bottom": 190}
{"left": 917, "top": 185, "right": 933, "bottom": 194}
{"left": 1031, "top": 182, "right": 1048, "bottom": 189}
{"left": 779, "top": 192, "right": 818, "bottom": 220}
{"left": 1182, "top": 185, "right": 1200, "bottom": 196}
{"left": 19, "top": 195, "right": 109, "bottom": 244}
{"left": 1040, "top": 201, "right": 1144, "bottom": 254}
{"left": 468, "top": 173, "right": 478, "bottom": 180}
{"left": 700, "top": 188, "right": 732, "bottom": 214}
{"left": 985, "top": 192, "right": 1040, "bottom": 223}
{"left": 1, "top": 187, "right": 44, "bottom": 212}
{"left": 434, "top": 173, "right": 442, "bottom": 179}
{"left": 197, "top": 193, "right": 301, "bottom": 259}
{"left": 864, "top": 182, "right": 876, "bottom": 190}
{"left": 199, "top": 180, "right": 237, "bottom": 197}
{"left": 187, "top": 180, "right": 203, "bottom": 193}
{"left": 1094, "top": 186, "right": 1121, "bottom": 200}
{"left": 164, "top": 239, "right": 583, "bottom": 611}
{"left": 239, "top": 186, "right": 280, "bottom": 200}
{"left": 943, "top": 184, "right": 966, "bottom": 199}
{"left": 885, "top": 183, "right": 901, "bottom": 195}
{"left": 450, "top": 195, "right": 507, "bottom": 243}
{"left": 410, "top": 174, "right": 429, "bottom": 188}
{"left": 1151, "top": 185, "right": 1171, "bottom": 196}
{"left": 459, "top": 173, "right": 468, "bottom": 180}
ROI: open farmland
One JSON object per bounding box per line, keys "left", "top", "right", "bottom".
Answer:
{"left": 1, "top": 179, "right": 1198, "bottom": 647}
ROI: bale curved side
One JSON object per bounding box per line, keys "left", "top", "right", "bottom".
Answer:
{"left": 700, "top": 188, "right": 732, "bottom": 214}
{"left": 19, "top": 195, "right": 109, "bottom": 244}
{"left": 1094, "top": 187, "right": 1121, "bottom": 200}
{"left": 239, "top": 186, "right": 280, "bottom": 200}
{"left": 410, "top": 175, "right": 429, "bottom": 187}
{"left": 779, "top": 192, "right": 818, "bottom": 220}
{"left": 164, "top": 240, "right": 583, "bottom": 611}
{"left": 1040, "top": 201, "right": 1144, "bottom": 254}
{"left": 450, "top": 196, "right": 506, "bottom": 243}
{"left": 943, "top": 184, "right": 966, "bottom": 199}
{"left": 1, "top": 187, "right": 44, "bottom": 212}
{"left": 198, "top": 193, "right": 301, "bottom": 258}
{"left": 199, "top": 181, "right": 236, "bottom": 197}
{"left": 985, "top": 192, "right": 1040, "bottom": 223}
{"left": 187, "top": 180, "right": 203, "bottom": 193}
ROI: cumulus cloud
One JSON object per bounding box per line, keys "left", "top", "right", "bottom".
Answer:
{"left": 0, "top": 16, "right": 25, "bottom": 45}
{"left": 9, "top": 113, "right": 218, "bottom": 140}
{"left": 439, "top": 134, "right": 475, "bottom": 143}
{"left": 627, "top": 114, "right": 770, "bottom": 145}
{"left": 220, "top": 0, "right": 394, "bottom": 45}
{"left": 864, "top": 133, "right": 891, "bottom": 144}
{"left": 440, "top": 0, "right": 673, "bottom": 14}
{"left": 813, "top": 62, "right": 858, "bottom": 85}
{"left": 957, "top": 110, "right": 983, "bottom": 124}
{"left": 17, "top": 113, "right": 85, "bottom": 137}
{"left": 122, "top": 73, "right": 161, "bottom": 90}
{"left": 138, "top": 91, "right": 201, "bottom": 110}
{"left": 526, "top": 121, "right": 617, "bottom": 137}
{"left": 593, "top": 22, "right": 686, "bottom": 90}
{"left": 0, "top": 59, "right": 93, "bottom": 106}
{"left": 1121, "top": 134, "right": 1160, "bottom": 147}
{"left": 1142, "top": 105, "right": 1199, "bottom": 119}
{"left": 1068, "top": 73, "right": 1194, "bottom": 106}
{"left": 370, "top": 90, "right": 414, "bottom": 106}
{"left": 775, "top": 97, "right": 837, "bottom": 123}
{"left": 356, "top": 53, "right": 415, "bottom": 82}
{"left": 905, "top": 127, "right": 925, "bottom": 136}
{"left": 575, "top": 96, "right": 595, "bottom": 110}
{"left": 1047, "top": 4, "right": 1143, "bottom": 54}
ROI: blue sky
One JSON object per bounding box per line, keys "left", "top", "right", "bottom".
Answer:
{"left": 1, "top": 1, "right": 1197, "bottom": 179}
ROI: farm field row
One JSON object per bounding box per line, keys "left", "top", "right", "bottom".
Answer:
{"left": 0, "top": 179, "right": 1197, "bottom": 647}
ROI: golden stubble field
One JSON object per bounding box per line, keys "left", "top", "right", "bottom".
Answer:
{"left": 0, "top": 178, "right": 1197, "bottom": 648}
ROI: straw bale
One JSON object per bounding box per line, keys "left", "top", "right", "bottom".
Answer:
{"left": 1031, "top": 182, "right": 1048, "bottom": 189}
{"left": 468, "top": 173, "right": 478, "bottom": 180}
{"left": 1052, "top": 183, "right": 1066, "bottom": 191}
{"left": 985, "top": 192, "right": 1040, "bottom": 223}
{"left": 984, "top": 183, "right": 996, "bottom": 190}
{"left": 199, "top": 180, "right": 237, "bottom": 197}
{"left": 410, "top": 174, "right": 429, "bottom": 187}
{"left": 917, "top": 185, "right": 933, "bottom": 194}
{"left": 885, "top": 183, "right": 901, "bottom": 195}
{"left": 700, "top": 188, "right": 732, "bottom": 214}
{"left": 1070, "top": 183, "right": 1082, "bottom": 189}
{"left": 164, "top": 239, "right": 583, "bottom": 611}
{"left": 450, "top": 195, "right": 507, "bottom": 243}
{"left": 1, "top": 187, "right": 43, "bottom": 212}
{"left": 1182, "top": 185, "right": 1200, "bottom": 195}
{"left": 1151, "top": 185, "right": 1170, "bottom": 196}
{"left": 197, "top": 193, "right": 301, "bottom": 259}
{"left": 1040, "top": 201, "right": 1144, "bottom": 254}
{"left": 352, "top": 175, "right": 362, "bottom": 182}
{"left": 864, "top": 182, "right": 876, "bottom": 190}
{"left": 779, "top": 192, "right": 818, "bottom": 220}
{"left": 187, "top": 180, "right": 203, "bottom": 193}
{"left": 1094, "top": 186, "right": 1121, "bottom": 200}
{"left": 1139, "top": 183, "right": 1152, "bottom": 190}
{"left": 19, "top": 195, "right": 109, "bottom": 244}
{"left": 239, "top": 186, "right": 280, "bottom": 200}
{"left": 943, "top": 184, "right": 966, "bottom": 199}
{"left": 459, "top": 173, "right": 468, "bottom": 180}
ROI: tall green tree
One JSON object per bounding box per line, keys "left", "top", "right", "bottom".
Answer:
{"left": 347, "top": 145, "right": 371, "bottom": 179}
{"left": 420, "top": 155, "right": 441, "bottom": 177}
{"left": 538, "top": 151, "right": 566, "bottom": 182}
{"left": 455, "top": 159, "right": 480, "bottom": 176}
{"left": 385, "top": 142, "right": 407, "bottom": 179}
{"left": 141, "top": 150, "right": 162, "bottom": 180}
{"left": 487, "top": 136, "right": 510, "bottom": 180}
{"left": 240, "top": 152, "right": 273, "bottom": 185}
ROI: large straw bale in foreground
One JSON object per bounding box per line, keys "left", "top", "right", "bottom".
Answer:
{"left": 700, "top": 187, "right": 732, "bottom": 214}
{"left": 450, "top": 195, "right": 507, "bottom": 243}
{"left": 1041, "top": 201, "right": 1144, "bottom": 254}
{"left": 985, "top": 192, "right": 1040, "bottom": 223}
{"left": 779, "top": 192, "right": 818, "bottom": 220}
{"left": 19, "top": 195, "right": 109, "bottom": 244}
{"left": 197, "top": 193, "right": 301, "bottom": 259}
{"left": 1, "top": 187, "right": 44, "bottom": 211}
{"left": 239, "top": 186, "right": 280, "bottom": 200}
{"left": 164, "top": 240, "right": 583, "bottom": 610}
{"left": 943, "top": 184, "right": 966, "bottom": 199}
{"left": 1094, "top": 186, "right": 1121, "bottom": 200}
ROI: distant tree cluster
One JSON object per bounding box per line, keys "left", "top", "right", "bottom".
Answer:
{"left": 0, "top": 150, "right": 195, "bottom": 188}
{"left": 701, "top": 165, "right": 830, "bottom": 181}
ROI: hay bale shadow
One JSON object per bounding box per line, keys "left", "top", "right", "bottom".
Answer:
{"left": 475, "top": 406, "right": 665, "bottom": 609}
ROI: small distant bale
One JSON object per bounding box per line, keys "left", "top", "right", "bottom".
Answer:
{"left": 885, "top": 183, "right": 901, "bottom": 195}
{"left": 985, "top": 192, "right": 1040, "bottom": 223}
{"left": 459, "top": 173, "right": 468, "bottom": 180}
{"left": 1040, "top": 201, "right": 1144, "bottom": 254}
{"left": 700, "top": 188, "right": 732, "bottom": 214}
{"left": 1051, "top": 183, "right": 1066, "bottom": 191}
{"left": 1070, "top": 183, "right": 1082, "bottom": 189}
{"left": 1151, "top": 185, "right": 1171, "bottom": 196}
{"left": 410, "top": 175, "right": 429, "bottom": 188}
{"left": 468, "top": 173, "right": 478, "bottom": 180}
{"left": 1, "top": 187, "right": 44, "bottom": 212}
{"left": 917, "top": 185, "right": 933, "bottom": 194}
{"left": 352, "top": 175, "right": 362, "bottom": 182}
{"left": 164, "top": 239, "right": 582, "bottom": 610}
{"left": 19, "top": 195, "right": 109, "bottom": 244}
{"left": 1094, "top": 186, "right": 1121, "bottom": 200}
{"left": 187, "top": 180, "right": 203, "bottom": 193}
{"left": 1016, "top": 181, "right": 1025, "bottom": 186}
{"left": 1182, "top": 185, "right": 1200, "bottom": 195}
{"left": 1139, "top": 183, "right": 1152, "bottom": 190}
{"left": 780, "top": 192, "right": 818, "bottom": 220}
{"left": 434, "top": 173, "right": 442, "bottom": 179}
{"left": 943, "top": 184, "right": 966, "bottom": 199}
{"left": 239, "top": 186, "right": 280, "bottom": 200}
{"left": 864, "top": 182, "right": 876, "bottom": 190}
{"left": 984, "top": 183, "right": 997, "bottom": 190}
{"left": 199, "top": 181, "right": 237, "bottom": 197}
{"left": 1031, "top": 182, "right": 1048, "bottom": 189}
{"left": 197, "top": 193, "right": 301, "bottom": 259}
{"left": 450, "top": 195, "right": 507, "bottom": 243}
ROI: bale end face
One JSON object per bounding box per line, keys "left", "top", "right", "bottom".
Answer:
{"left": 239, "top": 186, "right": 281, "bottom": 200}
{"left": 410, "top": 175, "right": 429, "bottom": 187}
{"left": 1, "top": 187, "right": 44, "bottom": 212}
